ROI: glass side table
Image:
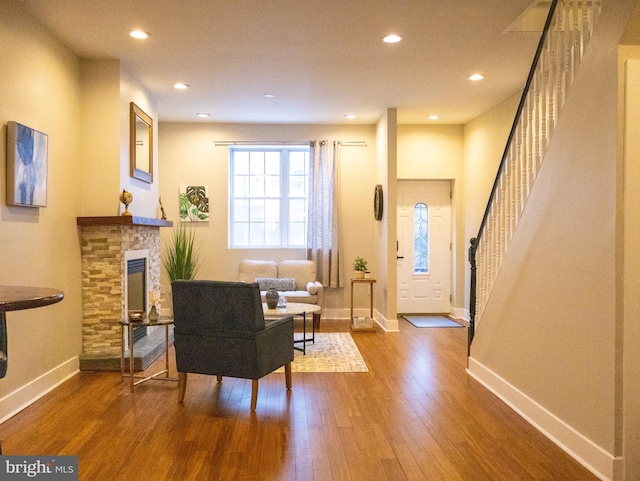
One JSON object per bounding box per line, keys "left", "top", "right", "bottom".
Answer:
{"left": 120, "top": 316, "right": 177, "bottom": 392}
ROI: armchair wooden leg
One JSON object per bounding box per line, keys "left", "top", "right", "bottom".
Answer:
{"left": 216, "top": 375, "right": 222, "bottom": 382}
{"left": 285, "top": 362, "right": 292, "bottom": 390}
{"left": 250, "top": 379, "right": 259, "bottom": 411}
{"left": 178, "top": 372, "right": 187, "bottom": 402}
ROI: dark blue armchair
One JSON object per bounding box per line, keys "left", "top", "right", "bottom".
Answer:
{"left": 171, "top": 280, "right": 294, "bottom": 411}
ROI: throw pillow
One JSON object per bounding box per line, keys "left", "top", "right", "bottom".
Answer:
{"left": 255, "top": 277, "right": 296, "bottom": 291}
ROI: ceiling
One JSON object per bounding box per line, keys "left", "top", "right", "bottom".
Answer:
{"left": 14, "top": 0, "right": 547, "bottom": 125}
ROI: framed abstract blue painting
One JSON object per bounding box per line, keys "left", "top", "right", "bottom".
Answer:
{"left": 6, "top": 121, "right": 48, "bottom": 207}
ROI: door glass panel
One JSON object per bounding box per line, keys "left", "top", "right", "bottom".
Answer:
{"left": 414, "top": 203, "right": 428, "bottom": 273}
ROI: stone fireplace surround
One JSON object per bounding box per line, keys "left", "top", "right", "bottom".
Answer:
{"left": 77, "top": 216, "right": 172, "bottom": 371}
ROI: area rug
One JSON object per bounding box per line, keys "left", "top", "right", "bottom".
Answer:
{"left": 276, "top": 332, "right": 369, "bottom": 373}
{"left": 402, "top": 315, "right": 463, "bottom": 328}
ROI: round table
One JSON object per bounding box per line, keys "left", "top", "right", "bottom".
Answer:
{"left": 263, "top": 302, "right": 321, "bottom": 355}
{"left": 0, "top": 286, "right": 64, "bottom": 378}
{"left": 0, "top": 285, "right": 64, "bottom": 454}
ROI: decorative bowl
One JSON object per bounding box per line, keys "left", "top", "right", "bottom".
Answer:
{"left": 128, "top": 310, "right": 145, "bottom": 322}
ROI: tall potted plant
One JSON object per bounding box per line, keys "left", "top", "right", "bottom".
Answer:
{"left": 162, "top": 225, "right": 201, "bottom": 317}
{"left": 163, "top": 224, "right": 201, "bottom": 282}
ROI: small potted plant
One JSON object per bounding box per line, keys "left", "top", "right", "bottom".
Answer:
{"left": 353, "top": 256, "right": 368, "bottom": 279}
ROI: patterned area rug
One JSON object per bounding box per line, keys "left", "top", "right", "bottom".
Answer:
{"left": 277, "top": 332, "right": 369, "bottom": 373}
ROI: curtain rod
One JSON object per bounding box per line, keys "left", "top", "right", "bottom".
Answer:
{"left": 213, "top": 140, "right": 367, "bottom": 147}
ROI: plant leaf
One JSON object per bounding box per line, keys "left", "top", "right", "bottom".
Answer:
{"left": 185, "top": 186, "right": 209, "bottom": 213}
{"left": 179, "top": 193, "right": 190, "bottom": 219}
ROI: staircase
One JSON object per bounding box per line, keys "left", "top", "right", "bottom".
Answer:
{"left": 468, "top": 0, "right": 602, "bottom": 350}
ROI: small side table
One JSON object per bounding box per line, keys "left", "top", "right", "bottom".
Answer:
{"left": 350, "top": 278, "right": 376, "bottom": 331}
{"left": 120, "top": 317, "right": 177, "bottom": 392}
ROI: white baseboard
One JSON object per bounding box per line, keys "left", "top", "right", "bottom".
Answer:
{"left": 450, "top": 307, "right": 469, "bottom": 324}
{"left": 321, "top": 308, "right": 399, "bottom": 332}
{"left": 0, "top": 356, "right": 79, "bottom": 424}
{"left": 467, "top": 357, "right": 623, "bottom": 481}
{"left": 377, "top": 312, "right": 399, "bottom": 332}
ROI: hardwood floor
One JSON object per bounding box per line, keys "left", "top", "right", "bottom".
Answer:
{"left": 0, "top": 318, "right": 596, "bottom": 480}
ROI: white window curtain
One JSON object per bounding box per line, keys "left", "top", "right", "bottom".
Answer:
{"left": 307, "top": 140, "right": 343, "bottom": 288}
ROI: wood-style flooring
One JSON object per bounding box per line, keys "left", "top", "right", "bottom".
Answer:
{"left": 0, "top": 318, "right": 597, "bottom": 480}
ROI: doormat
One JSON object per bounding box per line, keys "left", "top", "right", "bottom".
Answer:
{"left": 401, "top": 315, "right": 463, "bottom": 328}
{"left": 276, "top": 333, "right": 368, "bottom": 372}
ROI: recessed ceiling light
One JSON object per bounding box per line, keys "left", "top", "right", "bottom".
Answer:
{"left": 344, "top": 114, "right": 356, "bottom": 119}
{"left": 383, "top": 34, "right": 403, "bottom": 43}
{"left": 196, "top": 113, "right": 210, "bottom": 118}
{"left": 264, "top": 94, "right": 276, "bottom": 98}
{"left": 428, "top": 115, "right": 440, "bottom": 120}
{"left": 129, "top": 30, "right": 149, "bottom": 39}
{"left": 174, "top": 83, "right": 189, "bottom": 89}
{"left": 469, "top": 73, "right": 485, "bottom": 81}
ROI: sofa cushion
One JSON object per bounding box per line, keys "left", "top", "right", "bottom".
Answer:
{"left": 281, "top": 291, "right": 317, "bottom": 304}
{"left": 238, "top": 260, "right": 277, "bottom": 283}
{"left": 256, "top": 277, "right": 295, "bottom": 291}
{"left": 277, "top": 260, "right": 316, "bottom": 290}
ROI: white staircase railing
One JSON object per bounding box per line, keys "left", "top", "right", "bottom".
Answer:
{"left": 468, "top": 0, "right": 602, "bottom": 349}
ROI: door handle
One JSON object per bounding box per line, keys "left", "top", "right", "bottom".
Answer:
{"left": 397, "top": 256, "right": 404, "bottom": 259}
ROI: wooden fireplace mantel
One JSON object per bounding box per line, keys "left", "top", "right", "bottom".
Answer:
{"left": 77, "top": 216, "right": 173, "bottom": 228}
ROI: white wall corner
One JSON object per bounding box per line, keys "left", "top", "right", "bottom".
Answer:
{"left": 467, "top": 357, "right": 620, "bottom": 481}
{"left": 0, "top": 357, "right": 79, "bottom": 424}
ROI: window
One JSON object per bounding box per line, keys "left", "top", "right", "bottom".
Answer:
{"left": 230, "top": 146, "right": 309, "bottom": 247}
{"left": 413, "top": 203, "right": 429, "bottom": 273}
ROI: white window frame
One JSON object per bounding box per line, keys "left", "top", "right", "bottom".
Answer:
{"left": 229, "top": 146, "right": 309, "bottom": 248}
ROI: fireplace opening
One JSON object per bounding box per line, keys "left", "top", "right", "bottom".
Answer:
{"left": 127, "top": 257, "right": 147, "bottom": 344}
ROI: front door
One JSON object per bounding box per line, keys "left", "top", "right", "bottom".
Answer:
{"left": 397, "top": 180, "right": 451, "bottom": 314}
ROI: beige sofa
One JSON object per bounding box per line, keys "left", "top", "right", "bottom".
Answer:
{"left": 238, "top": 260, "right": 323, "bottom": 327}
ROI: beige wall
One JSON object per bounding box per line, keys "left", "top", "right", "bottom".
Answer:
{"left": 4, "top": 0, "right": 639, "bottom": 476}
{"left": 0, "top": 2, "right": 83, "bottom": 410}
{"left": 119, "top": 66, "right": 159, "bottom": 218}
{"left": 396, "top": 102, "right": 516, "bottom": 320}
{"left": 79, "top": 60, "right": 159, "bottom": 217}
{"left": 156, "top": 110, "right": 514, "bottom": 326}
{"left": 397, "top": 124, "right": 463, "bottom": 180}
{"left": 621, "top": 46, "right": 640, "bottom": 480}
{"left": 468, "top": 1, "right": 636, "bottom": 478}
{"left": 373, "top": 109, "right": 398, "bottom": 330}
{"left": 397, "top": 124, "right": 465, "bottom": 315}
{"left": 158, "top": 122, "right": 378, "bottom": 319}
{"left": 461, "top": 94, "right": 520, "bottom": 312}
{"left": 0, "top": 3, "right": 160, "bottom": 420}
{"left": 80, "top": 59, "right": 120, "bottom": 216}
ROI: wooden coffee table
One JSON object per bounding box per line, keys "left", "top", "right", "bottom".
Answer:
{"left": 263, "top": 302, "right": 321, "bottom": 355}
